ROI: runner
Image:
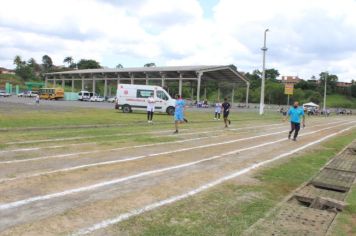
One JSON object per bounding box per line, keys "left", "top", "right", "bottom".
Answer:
{"left": 35, "top": 94, "right": 40, "bottom": 105}
{"left": 222, "top": 97, "right": 231, "bottom": 128}
{"left": 214, "top": 100, "right": 222, "bottom": 120}
{"left": 284, "top": 101, "right": 305, "bottom": 141}
{"left": 147, "top": 92, "right": 155, "bottom": 123}
{"left": 174, "top": 94, "right": 186, "bottom": 134}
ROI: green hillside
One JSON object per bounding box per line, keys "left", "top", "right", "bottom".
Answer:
{"left": 326, "top": 94, "right": 356, "bottom": 109}
{"left": 0, "top": 74, "right": 25, "bottom": 88}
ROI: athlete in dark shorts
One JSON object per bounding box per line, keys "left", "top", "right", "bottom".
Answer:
{"left": 222, "top": 97, "right": 231, "bottom": 128}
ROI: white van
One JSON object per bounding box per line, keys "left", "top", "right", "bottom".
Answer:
{"left": 115, "top": 84, "right": 176, "bottom": 115}
{"left": 78, "top": 91, "right": 91, "bottom": 101}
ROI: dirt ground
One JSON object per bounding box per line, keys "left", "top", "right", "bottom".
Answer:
{"left": 0, "top": 115, "right": 355, "bottom": 235}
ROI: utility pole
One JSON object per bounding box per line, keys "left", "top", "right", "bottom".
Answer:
{"left": 323, "top": 72, "right": 327, "bottom": 112}
{"left": 259, "top": 29, "right": 269, "bottom": 115}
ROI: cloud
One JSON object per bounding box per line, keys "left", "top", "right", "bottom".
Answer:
{"left": 0, "top": 0, "right": 355, "bottom": 82}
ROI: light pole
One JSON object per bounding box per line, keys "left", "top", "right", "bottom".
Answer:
{"left": 259, "top": 29, "right": 269, "bottom": 115}
{"left": 323, "top": 72, "right": 327, "bottom": 112}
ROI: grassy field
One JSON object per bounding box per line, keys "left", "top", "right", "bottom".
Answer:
{"left": 0, "top": 107, "right": 284, "bottom": 150}
{"left": 326, "top": 94, "right": 356, "bottom": 109}
{"left": 0, "top": 105, "right": 282, "bottom": 129}
{"left": 109, "top": 129, "right": 356, "bottom": 235}
{"left": 330, "top": 184, "right": 356, "bottom": 235}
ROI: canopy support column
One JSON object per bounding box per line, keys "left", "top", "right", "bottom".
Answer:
{"left": 231, "top": 86, "right": 235, "bottom": 104}
{"left": 104, "top": 79, "right": 108, "bottom": 97}
{"left": 81, "top": 76, "right": 84, "bottom": 91}
{"left": 92, "top": 78, "right": 96, "bottom": 94}
{"left": 245, "top": 82, "right": 250, "bottom": 107}
{"left": 130, "top": 74, "right": 134, "bottom": 84}
{"left": 71, "top": 77, "right": 75, "bottom": 92}
{"left": 197, "top": 72, "right": 202, "bottom": 102}
{"left": 179, "top": 74, "right": 183, "bottom": 96}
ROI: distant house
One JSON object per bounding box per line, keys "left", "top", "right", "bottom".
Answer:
{"left": 281, "top": 76, "right": 303, "bottom": 84}
{"left": 0, "top": 67, "right": 15, "bottom": 75}
{"left": 336, "top": 82, "right": 352, "bottom": 88}
{"left": 307, "top": 79, "right": 320, "bottom": 85}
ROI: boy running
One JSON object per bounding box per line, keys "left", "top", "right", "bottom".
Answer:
{"left": 222, "top": 97, "right": 231, "bottom": 128}
{"left": 214, "top": 100, "right": 222, "bottom": 120}
{"left": 284, "top": 101, "right": 305, "bottom": 141}
{"left": 146, "top": 92, "right": 155, "bottom": 123}
{"left": 174, "top": 94, "right": 186, "bottom": 134}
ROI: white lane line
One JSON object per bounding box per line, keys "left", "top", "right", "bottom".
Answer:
{"left": 3, "top": 123, "right": 284, "bottom": 146}
{"left": 72, "top": 125, "right": 356, "bottom": 235}
{"left": 0, "top": 135, "right": 225, "bottom": 164}
{"left": 0, "top": 120, "right": 343, "bottom": 163}
{"left": 0, "top": 129, "right": 288, "bottom": 182}
{"left": 0, "top": 121, "right": 349, "bottom": 183}
{"left": 0, "top": 122, "right": 353, "bottom": 211}
{"left": 0, "top": 119, "right": 340, "bottom": 151}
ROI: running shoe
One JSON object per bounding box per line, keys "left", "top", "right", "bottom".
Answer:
{"left": 184, "top": 118, "right": 188, "bottom": 123}
{"left": 228, "top": 120, "right": 231, "bottom": 125}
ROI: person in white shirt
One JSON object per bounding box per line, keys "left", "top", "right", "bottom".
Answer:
{"left": 214, "top": 101, "right": 222, "bottom": 120}
{"left": 35, "top": 94, "right": 40, "bottom": 105}
{"left": 147, "top": 92, "right": 155, "bottom": 123}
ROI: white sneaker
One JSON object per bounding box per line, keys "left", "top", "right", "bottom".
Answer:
{"left": 218, "top": 119, "right": 220, "bottom": 121}
{"left": 214, "top": 118, "right": 217, "bottom": 120}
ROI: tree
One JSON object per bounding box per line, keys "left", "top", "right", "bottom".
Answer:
{"left": 265, "top": 68, "right": 280, "bottom": 81}
{"left": 77, "top": 59, "right": 101, "bottom": 69}
{"left": 144, "top": 62, "right": 156, "bottom": 67}
{"left": 13, "top": 55, "right": 25, "bottom": 67}
{"left": 27, "top": 58, "right": 41, "bottom": 74}
{"left": 319, "top": 72, "right": 338, "bottom": 93}
{"left": 42, "top": 55, "right": 53, "bottom": 71}
{"left": 63, "top": 56, "right": 74, "bottom": 67}
{"left": 245, "top": 70, "right": 261, "bottom": 89}
{"left": 116, "top": 64, "right": 123, "bottom": 69}
{"left": 351, "top": 85, "right": 356, "bottom": 98}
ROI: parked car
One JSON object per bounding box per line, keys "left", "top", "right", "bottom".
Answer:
{"left": 0, "top": 90, "right": 11, "bottom": 97}
{"left": 90, "top": 96, "right": 105, "bottom": 102}
{"left": 107, "top": 97, "right": 116, "bottom": 103}
{"left": 23, "top": 91, "right": 38, "bottom": 97}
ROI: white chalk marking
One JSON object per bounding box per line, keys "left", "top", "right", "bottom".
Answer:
{"left": 4, "top": 122, "right": 282, "bottom": 145}
{"left": 72, "top": 125, "right": 356, "bottom": 235}
{"left": 0, "top": 122, "right": 353, "bottom": 211}
{"left": 0, "top": 120, "right": 351, "bottom": 183}
{"left": 0, "top": 120, "right": 342, "bottom": 164}
{"left": 0, "top": 135, "right": 223, "bottom": 164}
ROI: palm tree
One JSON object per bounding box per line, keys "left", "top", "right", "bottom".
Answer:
{"left": 116, "top": 64, "right": 123, "bottom": 69}
{"left": 14, "top": 55, "right": 24, "bottom": 67}
{"left": 63, "top": 56, "right": 73, "bottom": 67}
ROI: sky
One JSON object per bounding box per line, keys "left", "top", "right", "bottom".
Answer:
{"left": 1, "top": 0, "right": 356, "bottom": 82}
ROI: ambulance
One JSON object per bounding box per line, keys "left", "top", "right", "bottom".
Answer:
{"left": 115, "top": 84, "right": 176, "bottom": 115}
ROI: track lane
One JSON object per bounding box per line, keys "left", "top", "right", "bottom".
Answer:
{"left": 0, "top": 123, "right": 354, "bottom": 235}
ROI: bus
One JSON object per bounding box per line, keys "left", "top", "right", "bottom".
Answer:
{"left": 39, "top": 88, "right": 64, "bottom": 100}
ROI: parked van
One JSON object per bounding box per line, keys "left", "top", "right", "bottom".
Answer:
{"left": 78, "top": 91, "right": 91, "bottom": 101}
{"left": 115, "top": 84, "right": 176, "bottom": 115}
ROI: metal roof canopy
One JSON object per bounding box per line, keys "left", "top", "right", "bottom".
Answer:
{"left": 45, "top": 65, "right": 250, "bottom": 103}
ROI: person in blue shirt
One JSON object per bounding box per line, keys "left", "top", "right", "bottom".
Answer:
{"left": 284, "top": 101, "right": 305, "bottom": 141}
{"left": 174, "top": 94, "right": 186, "bottom": 134}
